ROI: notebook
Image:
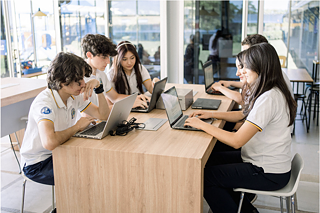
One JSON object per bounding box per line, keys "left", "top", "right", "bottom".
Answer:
{"left": 73, "top": 93, "right": 137, "bottom": 139}
{"left": 202, "top": 60, "right": 236, "bottom": 95}
{"left": 161, "top": 86, "right": 213, "bottom": 131}
{"left": 131, "top": 77, "right": 167, "bottom": 113}
{"left": 191, "top": 98, "right": 221, "bottom": 110}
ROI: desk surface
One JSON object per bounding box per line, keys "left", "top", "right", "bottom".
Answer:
{"left": 282, "top": 68, "right": 313, "bottom": 83}
{"left": 53, "top": 83, "right": 234, "bottom": 213}
{"left": 21, "top": 71, "right": 46, "bottom": 78}
{"left": 1, "top": 78, "right": 47, "bottom": 107}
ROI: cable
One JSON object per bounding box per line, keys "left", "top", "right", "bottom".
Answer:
{"left": 109, "top": 117, "right": 145, "bottom": 136}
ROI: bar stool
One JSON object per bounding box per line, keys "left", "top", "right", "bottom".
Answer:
{"left": 305, "top": 60, "right": 319, "bottom": 132}
{"left": 21, "top": 170, "right": 55, "bottom": 213}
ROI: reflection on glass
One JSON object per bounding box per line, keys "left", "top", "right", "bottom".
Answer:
{"left": 247, "top": 1, "right": 259, "bottom": 35}
{"left": 1, "top": 3, "right": 10, "bottom": 78}
{"left": 110, "top": 0, "right": 160, "bottom": 69}
{"left": 263, "top": 0, "right": 289, "bottom": 67}
{"left": 288, "top": 1, "right": 319, "bottom": 74}
{"left": 183, "top": 1, "right": 243, "bottom": 84}
{"left": 60, "top": 0, "right": 105, "bottom": 57}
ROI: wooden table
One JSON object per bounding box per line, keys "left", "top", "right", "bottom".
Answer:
{"left": 282, "top": 68, "right": 313, "bottom": 83}
{"left": 1, "top": 77, "right": 47, "bottom": 137}
{"left": 53, "top": 83, "right": 235, "bottom": 213}
{"left": 21, "top": 71, "right": 47, "bottom": 78}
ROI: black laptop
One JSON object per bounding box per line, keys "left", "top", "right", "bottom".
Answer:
{"left": 191, "top": 98, "right": 221, "bottom": 110}
{"left": 161, "top": 86, "right": 213, "bottom": 131}
{"left": 131, "top": 77, "right": 167, "bottom": 113}
{"left": 202, "top": 60, "right": 236, "bottom": 95}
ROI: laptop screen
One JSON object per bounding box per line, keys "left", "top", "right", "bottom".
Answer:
{"left": 161, "top": 87, "right": 183, "bottom": 125}
{"left": 204, "top": 62, "right": 214, "bottom": 89}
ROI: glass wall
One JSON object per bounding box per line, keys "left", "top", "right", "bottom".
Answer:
{"left": 59, "top": 0, "right": 105, "bottom": 56}
{"left": 1, "top": 0, "right": 10, "bottom": 78}
{"left": 247, "top": 0, "right": 259, "bottom": 35}
{"left": 109, "top": 0, "right": 160, "bottom": 67}
{"left": 183, "top": 0, "right": 243, "bottom": 84}
{"left": 288, "top": 1, "right": 319, "bottom": 75}
{"left": 262, "top": 0, "right": 290, "bottom": 65}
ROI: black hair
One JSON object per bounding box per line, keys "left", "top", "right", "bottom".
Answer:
{"left": 81, "top": 34, "right": 117, "bottom": 58}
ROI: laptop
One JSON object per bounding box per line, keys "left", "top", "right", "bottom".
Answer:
{"left": 191, "top": 98, "right": 221, "bottom": 110}
{"left": 203, "top": 60, "right": 236, "bottom": 95}
{"left": 161, "top": 86, "right": 213, "bottom": 131}
{"left": 131, "top": 77, "right": 167, "bottom": 113}
{"left": 74, "top": 93, "right": 137, "bottom": 139}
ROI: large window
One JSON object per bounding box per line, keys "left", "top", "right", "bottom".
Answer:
{"left": 60, "top": 0, "right": 105, "bottom": 56}
{"left": 183, "top": 1, "right": 243, "bottom": 84}
{"left": 1, "top": 0, "right": 10, "bottom": 78}
{"left": 288, "top": 1, "right": 319, "bottom": 74}
{"left": 109, "top": 0, "right": 160, "bottom": 67}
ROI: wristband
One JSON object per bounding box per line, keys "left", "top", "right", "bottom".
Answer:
{"left": 94, "top": 83, "right": 104, "bottom": 94}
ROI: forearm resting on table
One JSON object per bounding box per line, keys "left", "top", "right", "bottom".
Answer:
{"left": 218, "top": 87, "right": 243, "bottom": 105}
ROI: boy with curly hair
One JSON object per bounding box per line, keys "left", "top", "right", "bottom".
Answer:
{"left": 20, "top": 52, "right": 110, "bottom": 187}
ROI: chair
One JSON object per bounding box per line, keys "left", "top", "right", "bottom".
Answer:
{"left": 21, "top": 171, "right": 55, "bottom": 213}
{"left": 234, "top": 153, "right": 304, "bottom": 213}
{"left": 279, "top": 56, "right": 287, "bottom": 68}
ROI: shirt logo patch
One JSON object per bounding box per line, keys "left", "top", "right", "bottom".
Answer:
{"left": 41, "top": 107, "right": 52, "bottom": 114}
{"left": 71, "top": 108, "right": 75, "bottom": 119}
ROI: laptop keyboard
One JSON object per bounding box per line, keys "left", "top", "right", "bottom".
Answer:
{"left": 80, "top": 121, "right": 106, "bottom": 136}
{"left": 175, "top": 116, "right": 191, "bottom": 128}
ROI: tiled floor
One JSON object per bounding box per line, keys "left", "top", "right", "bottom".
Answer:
{"left": 1, "top": 118, "right": 319, "bottom": 213}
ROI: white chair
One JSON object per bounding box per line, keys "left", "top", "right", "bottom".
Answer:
{"left": 234, "top": 153, "right": 304, "bottom": 213}
{"left": 21, "top": 171, "right": 55, "bottom": 213}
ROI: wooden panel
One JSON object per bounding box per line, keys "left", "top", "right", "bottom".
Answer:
{"left": 1, "top": 78, "right": 46, "bottom": 107}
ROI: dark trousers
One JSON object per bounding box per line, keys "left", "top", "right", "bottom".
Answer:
{"left": 204, "top": 151, "right": 290, "bottom": 213}
{"left": 23, "top": 156, "right": 54, "bottom": 185}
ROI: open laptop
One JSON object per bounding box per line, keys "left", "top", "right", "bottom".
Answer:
{"left": 191, "top": 98, "right": 221, "bottom": 110}
{"left": 203, "top": 60, "right": 236, "bottom": 95}
{"left": 74, "top": 93, "right": 137, "bottom": 139}
{"left": 161, "top": 86, "right": 213, "bottom": 131}
{"left": 131, "top": 77, "right": 167, "bottom": 113}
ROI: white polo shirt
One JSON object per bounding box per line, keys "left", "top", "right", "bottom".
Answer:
{"left": 107, "top": 65, "right": 151, "bottom": 94}
{"left": 241, "top": 87, "right": 292, "bottom": 174}
{"left": 20, "top": 88, "right": 91, "bottom": 166}
{"left": 84, "top": 70, "right": 113, "bottom": 106}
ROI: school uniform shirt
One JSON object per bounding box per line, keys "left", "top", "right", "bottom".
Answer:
{"left": 241, "top": 87, "right": 292, "bottom": 174}
{"left": 84, "top": 70, "right": 113, "bottom": 106}
{"left": 107, "top": 65, "right": 151, "bottom": 95}
{"left": 20, "top": 88, "right": 91, "bottom": 167}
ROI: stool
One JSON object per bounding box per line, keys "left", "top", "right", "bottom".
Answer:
{"left": 234, "top": 153, "right": 304, "bottom": 213}
{"left": 21, "top": 171, "right": 55, "bottom": 213}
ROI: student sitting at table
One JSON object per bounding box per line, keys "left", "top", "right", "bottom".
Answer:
{"left": 81, "top": 34, "right": 149, "bottom": 109}
{"left": 209, "top": 34, "right": 293, "bottom": 105}
{"left": 185, "top": 43, "right": 297, "bottom": 213}
{"left": 20, "top": 52, "right": 110, "bottom": 187}
{"left": 107, "top": 41, "right": 159, "bottom": 107}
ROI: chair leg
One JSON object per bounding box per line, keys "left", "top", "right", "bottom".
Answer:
{"left": 21, "top": 179, "right": 27, "bottom": 213}
{"left": 280, "top": 197, "right": 284, "bottom": 213}
{"left": 52, "top": 185, "right": 55, "bottom": 209}
{"left": 237, "top": 192, "right": 244, "bottom": 213}
{"left": 291, "top": 195, "right": 295, "bottom": 213}
{"left": 9, "top": 135, "right": 22, "bottom": 174}
{"left": 286, "top": 197, "right": 291, "bottom": 213}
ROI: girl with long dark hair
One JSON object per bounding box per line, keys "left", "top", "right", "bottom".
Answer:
{"left": 184, "top": 43, "right": 297, "bottom": 212}
{"left": 107, "top": 41, "right": 158, "bottom": 101}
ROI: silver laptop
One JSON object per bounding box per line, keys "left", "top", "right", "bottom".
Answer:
{"left": 131, "top": 77, "right": 167, "bottom": 113}
{"left": 203, "top": 60, "right": 236, "bottom": 95}
{"left": 161, "top": 86, "right": 213, "bottom": 131}
{"left": 74, "top": 93, "right": 137, "bottom": 139}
